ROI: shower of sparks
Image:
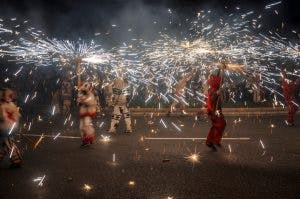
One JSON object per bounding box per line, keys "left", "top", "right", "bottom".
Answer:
{"left": 0, "top": 2, "right": 299, "bottom": 111}
{"left": 4, "top": 35, "right": 114, "bottom": 67}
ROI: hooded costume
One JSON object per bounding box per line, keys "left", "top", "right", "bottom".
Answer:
{"left": 0, "top": 88, "right": 22, "bottom": 167}
{"left": 77, "top": 82, "right": 97, "bottom": 146}
{"left": 282, "top": 77, "right": 299, "bottom": 126}
{"left": 108, "top": 77, "right": 132, "bottom": 133}
{"left": 206, "top": 72, "right": 226, "bottom": 148}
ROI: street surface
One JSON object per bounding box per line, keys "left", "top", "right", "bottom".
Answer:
{"left": 0, "top": 114, "right": 299, "bottom": 199}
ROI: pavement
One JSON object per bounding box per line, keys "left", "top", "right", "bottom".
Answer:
{"left": 0, "top": 114, "right": 299, "bottom": 199}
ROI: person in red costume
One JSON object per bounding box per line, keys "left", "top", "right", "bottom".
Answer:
{"left": 206, "top": 63, "right": 227, "bottom": 151}
{"left": 281, "top": 70, "right": 299, "bottom": 126}
{"left": 77, "top": 82, "right": 97, "bottom": 147}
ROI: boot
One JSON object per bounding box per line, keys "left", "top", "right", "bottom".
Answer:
{"left": 124, "top": 116, "right": 132, "bottom": 133}
{"left": 108, "top": 118, "right": 119, "bottom": 133}
{"left": 206, "top": 142, "right": 217, "bottom": 151}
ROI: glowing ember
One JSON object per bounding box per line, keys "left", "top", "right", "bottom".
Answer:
{"left": 128, "top": 180, "right": 135, "bottom": 186}
{"left": 100, "top": 134, "right": 111, "bottom": 143}
{"left": 83, "top": 184, "right": 92, "bottom": 192}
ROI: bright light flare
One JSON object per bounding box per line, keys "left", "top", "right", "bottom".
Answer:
{"left": 83, "top": 184, "right": 92, "bottom": 192}
{"left": 185, "top": 152, "right": 200, "bottom": 163}
{"left": 100, "top": 134, "right": 111, "bottom": 143}
{"left": 128, "top": 180, "right": 135, "bottom": 186}
{"left": 82, "top": 54, "right": 111, "bottom": 64}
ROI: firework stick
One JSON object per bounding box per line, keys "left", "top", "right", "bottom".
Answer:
{"left": 215, "top": 62, "right": 226, "bottom": 112}
{"left": 76, "top": 58, "right": 82, "bottom": 85}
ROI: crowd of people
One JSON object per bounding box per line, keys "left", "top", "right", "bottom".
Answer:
{"left": 0, "top": 64, "right": 299, "bottom": 168}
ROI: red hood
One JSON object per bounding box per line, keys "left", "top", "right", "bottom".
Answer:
{"left": 208, "top": 75, "right": 222, "bottom": 89}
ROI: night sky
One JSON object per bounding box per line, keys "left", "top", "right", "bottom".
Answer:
{"left": 0, "top": 0, "right": 299, "bottom": 45}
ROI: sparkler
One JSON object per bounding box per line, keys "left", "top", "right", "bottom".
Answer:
{"left": 228, "top": 144, "right": 232, "bottom": 153}
{"left": 33, "top": 175, "right": 46, "bottom": 187}
{"left": 99, "top": 121, "right": 105, "bottom": 128}
{"left": 31, "top": 92, "right": 37, "bottom": 99}
{"left": 14, "top": 66, "right": 23, "bottom": 76}
{"left": 24, "top": 94, "right": 29, "bottom": 103}
{"left": 52, "top": 106, "right": 56, "bottom": 115}
{"left": 259, "top": 139, "right": 265, "bottom": 149}
{"left": 34, "top": 133, "right": 45, "bottom": 149}
{"left": 8, "top": 122, "right": 16, "bottom": 135}
{"left": 27, "top": 122, "right": 32, "bottom": 131}
{"left": 9, "top": 146, "right": 14, "bottom": 158}
{"left": 53, "top": 133, "right": 61, "bottom": 140}
{"left": 160, "top": 118, "right": 167, "bottom": 128}
{"left": 171, "top": 122, "right": 182, "bottom": 132}
{"left": 265, "top": 1, "right": 282, "bottom": 9}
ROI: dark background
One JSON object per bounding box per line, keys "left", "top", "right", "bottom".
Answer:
{"left": 0, "top": 0, "right": 299, "bottom": 45}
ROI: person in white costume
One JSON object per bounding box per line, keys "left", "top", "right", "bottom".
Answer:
{"left": 77, "top": 82, "right": 97, "bottom": 147}
{"left": 108, "top": 74, "right": 132, "bottom": 134}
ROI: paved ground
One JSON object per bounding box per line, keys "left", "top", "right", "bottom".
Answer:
{"left": 0, "top": 114, "right": 299, "bottom": 199}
